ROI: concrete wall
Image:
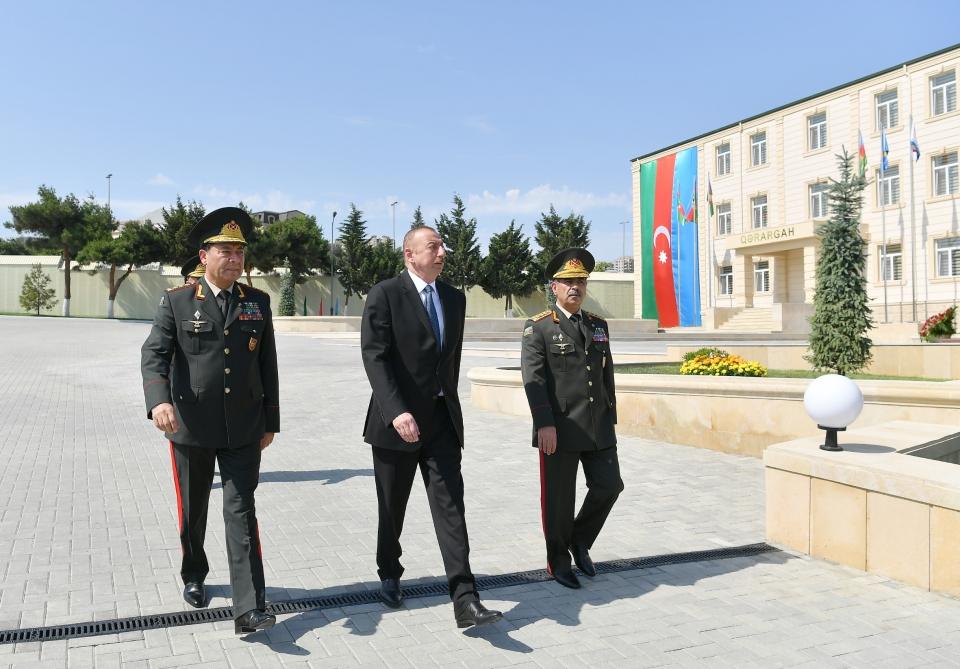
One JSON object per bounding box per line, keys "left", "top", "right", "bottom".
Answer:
{"left": 0, "top": 256, "right": 636, "bottom": 320}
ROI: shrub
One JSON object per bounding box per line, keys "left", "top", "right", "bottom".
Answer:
{"left": 919, "top": 306, "right": 957, "bottom": 342}
{"left": 680, "top": 353, "right": 767, "bottom": 377}
{"left": 681, "top": 347, "right": 729, "bottom": 363}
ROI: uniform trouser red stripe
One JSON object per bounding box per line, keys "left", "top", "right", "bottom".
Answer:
{"left": 539, "top": 447, "right": 625, "bottom": 574}
{"left": 170, "top": 441, "right": 266, "bottom": 618}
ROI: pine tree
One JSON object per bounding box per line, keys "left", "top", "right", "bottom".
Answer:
{"left": 337, "top": 204, "right": 373, "bottom": 309}
{"left": 435, "top": 195, "right": 482, "bottom": 292}
{"left": 278, "top": 271, "right": 296, "bottom": 317}
{"left": 410, "top": 206, "right": 425, "bottom": 230}
{"left": 366, "top": 238, "right": 404, "bottom": 285}
{"left": 19, "top": 264, "right": 57, "bottom": 315}
{"left": 533, "top": 205, "right": 591, "bottom": 308}
{"left": 806, "top": 148, "right": 873, "bottom": 374}
{"left": 160, "top": 196, "right": 206, "bottom": 264}
{"left": 479, "top": 221, "right": 539, "bottom": 316}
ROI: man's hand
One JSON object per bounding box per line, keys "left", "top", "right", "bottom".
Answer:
{"left": 151, "top": 403, "right": 180, "bottom": 434}
{"left": 392, "top": 412, "right": 420, "bottom": 443}
{"left": 537, "top": 426, "right": 558, "bottom": 455}
{"left": 260, "top": 432, "right": 275, "bottom": 451}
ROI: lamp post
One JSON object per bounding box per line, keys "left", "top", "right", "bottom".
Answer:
{"left": 391, "top": 201, "right": 398, "bottom": 249}
{"left": 803, "top": 374, "right": 864, "bottom": 451}
{"left": 106, "top": 173, "right": 113, "bottom": 221}
{"left": 330, "top": 210, "right": 337, "bottom": 315}
{"left": 619, "top": 220, "right": 628, "bottom": 272}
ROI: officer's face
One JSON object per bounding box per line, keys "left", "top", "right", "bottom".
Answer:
{"left": 200, "top": 243, "right": 245, "bottom": 289}
{"left": 552, "top": 277, "right": 587, "bottom": 312}
{"left": 404, "top": 228, "right": 446, "bottom": 282}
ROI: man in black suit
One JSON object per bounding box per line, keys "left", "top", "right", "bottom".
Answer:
{"left": 141, "top": 207, "right": 279, "bottom": 635}
{"left": 360, "top": 225, "right": 502, "bottom": 629}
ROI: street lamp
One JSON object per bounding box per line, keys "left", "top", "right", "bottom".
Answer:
{"left": 106, "top": 174, "right": 113, "bottom": 221}
{"left": 330, "top": 210, "right": 337, "bottom": 315}
{"left": 391, "top": 201, "right": 398, "bottom": 249}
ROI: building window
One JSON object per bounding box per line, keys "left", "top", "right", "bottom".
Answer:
{"left": 716, "top": 143, "right": 731, "bottom": 176}
{"left": 716, "top": 203, "right": 732, "bottom": 235}
{"left": 751, "top": 194, "right": 768, "bottom": 229}
{"left": 754, "top": 261, "right": 770, "bottom": 293}
{"left": 877, "top": 165, "right": 901, "bottom": 206}
{"left": 933, "top": 152, "right": 959, "bottom": 196}
{"left": 809, "top": 182, "right": 830, "bottom": 219}
{"left": 751, "top": 131, "right": 767, "bottom": 166}
{"left": 876, "top": 89, "right": 899, "bottom": 130}
{"left": 936, "top": 237, "right": 960, "bottom": 277}
{"left": 719, "top": 265, "right": 733, "bottom": 295}
{"left": 931, "top": 71, "right": 957, "bottom": 116}
{"left": 808, "top": 112, "right": 827, "bottom": 150}
{"left": 879, "top": 243, "right": 902, "bottom": 281}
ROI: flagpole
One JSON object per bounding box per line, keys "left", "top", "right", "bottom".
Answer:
{"left": 707, "top": 171, "right": 714, "bottom": 309}
{"left": 909, "top": 115, "right": 918, "bottom": 322}
{"left": 880, "top": 130, "right": 889, "bottom": 324}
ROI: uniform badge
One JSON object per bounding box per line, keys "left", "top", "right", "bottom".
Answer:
{"left": 523, "top": 326, "right": 533, "bottom": 337}
{"left": 239, "top": 301, "right": 264, "bottom": 321}
{"left": 194, "top": 310, "right": 201, "bottom": 319}
{"left": 159, "top": 295, "right": 165, "bottom": 306}
{"left": 592, "top": 327, "right": 608, "bottom": 343}
{"left": 248, "top": 337, "right": 258, "bottom": 352}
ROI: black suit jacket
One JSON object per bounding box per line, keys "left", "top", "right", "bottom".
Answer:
{"left": 141, "top": 277, "right": 280, "bottom": 447}
{"left": 361, "top": 270, "right": 465, "bottom": 451}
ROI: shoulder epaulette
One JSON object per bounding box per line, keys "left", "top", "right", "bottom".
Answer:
{"left": 584, "top": 310, "right": 606, "bottom": 322}
{"left": 165, "top": 283, "right": 194, "bottom": 293}
{"left": 531, "top": 310, "right": 552, "bottom": 322}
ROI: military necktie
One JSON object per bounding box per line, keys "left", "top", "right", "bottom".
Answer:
{"left": 218, "top": 290, "right": 230, "bottom": 319}
{"left": 570, "top": 313, "right": 588, "bottom": 347}
{"left": 423, "top": 285, "right": 442, "bottom": 352}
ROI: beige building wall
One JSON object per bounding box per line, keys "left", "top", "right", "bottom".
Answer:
{"left": 632, "top": 44, "right": 960, "bottom": 329}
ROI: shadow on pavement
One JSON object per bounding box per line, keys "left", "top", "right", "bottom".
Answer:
{"left": 211, "top": 468, "right": 374, "bottom": 489}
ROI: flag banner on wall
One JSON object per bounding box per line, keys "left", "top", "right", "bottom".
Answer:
{"left": 639, "top": 146, "right": 702, "bottom": 327}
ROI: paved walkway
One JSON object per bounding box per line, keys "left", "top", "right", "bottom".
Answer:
{"left": 1, "top": 316, "right": 960, "bottom": 667}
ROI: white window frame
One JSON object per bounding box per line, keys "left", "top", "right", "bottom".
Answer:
{"left": 877, "top": 165, "right": 900, "bottom": 206}
{"left": 879, "top": 243, "right": 902, "bottom": 281}
{"left": 754, "top": 261, "right": 770, "bottom": 293}
{"left": 808, "top": 112, "right": 827, "bottom": 150}
{"left": 750, "top": 131, "right": 767, "bottom": 166}
{"left": 809, "top": 182, "right": 830, "bottom": 219}
{"left": 716, "top": 202, "right": 732, "bottom": 236}
{"left": 936, "top": 237, "right": 960, "bottom": 278}
{"left": 876, "top": 89, "right": 899, "bottom": 130}
{"left": 931, "top": 71, "right": 957, "bottom": 117}
{"left": 933, "top": 152, "right": 959, "bottom": 197}
{"left": 751, "top": 194, "right": 768, "bottom": 229}
{"left": 719, "top": 265, "right": 733, "bottom": 295}
{"left": 716, "top": 143, "right": 731, "bottom": 176}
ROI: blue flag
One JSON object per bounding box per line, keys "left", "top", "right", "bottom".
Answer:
{"left": 881, "top": 128, "right": 890, "bottom": 172}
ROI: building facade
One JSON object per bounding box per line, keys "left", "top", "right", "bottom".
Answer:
{"left": 631, "top": 44, "right": 960, "bottom": 332}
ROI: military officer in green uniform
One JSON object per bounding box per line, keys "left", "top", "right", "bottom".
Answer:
{"left": 141, "top": 207, "right": 280, "bottom": 635}
{"left": 520, "top": 248, "right": 624, "bottom": 589}
{"left": 179, "top": 255, "right": 204, "bottom": 285}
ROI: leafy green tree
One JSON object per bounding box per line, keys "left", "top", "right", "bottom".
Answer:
{"left": 533, "top": 205, "right": 591, "bottom": 271}
{"left": 806, "top": 148, "right": 873, "bottom": 374}
{"left": 366, "top": 238, "right": 404, "bottom": 286}
{"left": 595, "top": 260, "right": 614, "bottom": 272}
{"left": 159, "top": 197, "right": 206, "bottom": 264}
{"left": 0, "top": 237, "right": 32, "bottom": 254}
{"left": 77, "top": 219, "right": 166, "bottom": 317}
{"left": 479, "top": 221, "right": 538, "bottom": 316}
{"left": 278, "top": 271, "right": 296, "bottom": 317}
{"left": 435, "top": 194, "right": 483, "bottom": 292}
{"left": 236, "top": 202, "right": 278, "bottom": 286}
{"left": 262, "top": 214, "right": 329, "bottom": 284}
{"left": 410, "top": 206, "right": 425, "bottom": 230}
{"left": 8, "top": 186, "right": 114, "bottom": 316}
{"left": 336, "top": 204, "right": 373, "bottom": 311}
{"left": 19, "top": 264, "right": 57, "bottom": 315}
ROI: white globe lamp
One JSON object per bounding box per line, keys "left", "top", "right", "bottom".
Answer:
{"left": 803, "top": 374, "right": 864, "bottom": 451}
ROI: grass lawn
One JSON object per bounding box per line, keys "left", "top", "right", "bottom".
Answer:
{"left": 615, "top": 363, "right": 946, "bottom": 382}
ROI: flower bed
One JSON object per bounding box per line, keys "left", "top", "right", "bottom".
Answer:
{"left": 920, "top": 306, "right": 957, "bottom": 342}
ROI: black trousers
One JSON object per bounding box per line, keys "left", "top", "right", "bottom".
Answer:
{"left": 371, "top": 400, "right": 477, "bottom": 603}
{"left": 539, "top": 446, "right": 624, "bottom": 574}
{"left": 169, "top": 441, "right": 265, "bottom": 618}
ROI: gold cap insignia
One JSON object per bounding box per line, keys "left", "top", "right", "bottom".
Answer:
{"left": 203, "top": 221, "right": 247, "bottom": 245}
{"left": 553, "top": 258, "right": 590, "bottom": 279}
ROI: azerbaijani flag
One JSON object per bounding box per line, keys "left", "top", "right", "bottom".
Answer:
{"left": 639, "top": 147, "right": 701, "bottom": 328}
{"left": 858, "top": 130, "right": 867, "bottom": 177}
{"left": 910, "top": 120, "right": 921, "bottom": 162}
{"left": 881, "top": 128, "right": 890, "bottom": 172}
{"left": 707, "top": 174, "right": 714, "bottom": 217}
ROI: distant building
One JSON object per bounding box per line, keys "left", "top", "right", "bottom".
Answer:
{"left": 251, "top": 210, "right": 308, "bottom": 225}
{"left": 612, "top": 256, "right": 634, "bottom": 273}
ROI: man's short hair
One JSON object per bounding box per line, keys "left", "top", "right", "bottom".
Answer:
{"left": 402, "top": 225, "right": 438, "bottom": 251}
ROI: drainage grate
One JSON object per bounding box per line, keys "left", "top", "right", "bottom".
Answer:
{"left": 0, "top": 543, "right": 777, "bottom": 645}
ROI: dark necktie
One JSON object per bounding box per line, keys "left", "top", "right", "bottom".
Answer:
{"left": 423, "top": 285, "right": 442, "bottom": 351}
{"left": 217, "top": 290, "right": 230, "bottom": 319}
{"left": 570, "top": 313, "right": 587, "bottom": 346}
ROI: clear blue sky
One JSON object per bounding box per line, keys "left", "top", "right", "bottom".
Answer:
{"left": 1, "top": 1, "right": 957, "bottom": 261}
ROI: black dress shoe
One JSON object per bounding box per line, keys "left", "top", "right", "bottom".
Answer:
{"left": 454, "top": 600, "right": 503, "bottom": 629}
{"left": 572, "top": 544, "right": 596, "bottom": 577}
{"left": 234, "top": 609, "right": 276, "bottom": 635}
{"left": 379, "top": 578, "right": 403, "bottom": 608}
{"left": 552, "top": 569, "right": 581, "bottom": 589}
{"left": 182, "top": 582, "right": 206, "bottom": 608}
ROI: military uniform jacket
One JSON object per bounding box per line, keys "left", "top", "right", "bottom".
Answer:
{"left": 521, "top": 309, "right": 616, "bottom": 452}
{"left": 141, "top": 277, "right": 280, "bottom": 448}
